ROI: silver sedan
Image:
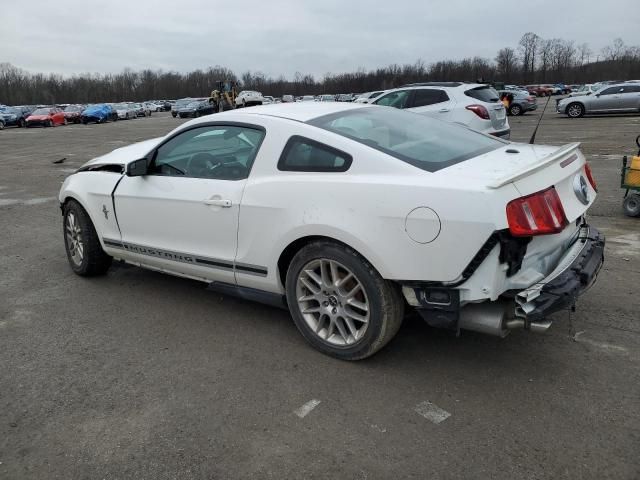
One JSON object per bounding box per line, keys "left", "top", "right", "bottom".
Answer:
{"left": 557, "top": 82, "right": 640, "bottom": 118}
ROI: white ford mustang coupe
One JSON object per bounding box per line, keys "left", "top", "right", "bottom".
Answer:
{"left": 59, "top": 102, "right": 604, "bottom": 360}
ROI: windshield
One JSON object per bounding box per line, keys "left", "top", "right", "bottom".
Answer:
{"left": 31, "top": 108, "right": 51, "bottom": 115}
{"left": 186, "top": 102, "right": 201, "bottom": 108}
{"left": 2, "top": 107, "right": 19, "bottom": 115}
{"left": 308, "top": 107, "right": 504, "bottom": 172}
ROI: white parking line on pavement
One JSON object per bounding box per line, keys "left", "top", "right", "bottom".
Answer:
{"left": 415, "top": 401, "right": 451, "bottom": 424}
{"left": 294, "top": 399, "right": 321, "bottom": 418}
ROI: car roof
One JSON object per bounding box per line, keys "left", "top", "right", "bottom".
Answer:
{"left": 230, "top": 102, "right": 372, "bottom": 122}
{"left": 402, "top": 82, "right": 464, "bottom": 87}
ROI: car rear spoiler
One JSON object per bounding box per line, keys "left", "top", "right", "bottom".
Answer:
{"left": 488, "top": 142, "right": 581, "bottom": 189}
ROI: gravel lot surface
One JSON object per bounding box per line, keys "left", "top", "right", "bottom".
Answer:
{"left": 1, "top": 104, "right": 639, "bottom": 479}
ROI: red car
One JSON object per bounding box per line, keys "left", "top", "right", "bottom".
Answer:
{"left": 63, "top": 104, "right": 84, "bottom": 124}
{"left": 525, "top": 85, "right": 553, "bottom": 97}
{"left": 25, "top": 107, "right": 67, "bottom": 127}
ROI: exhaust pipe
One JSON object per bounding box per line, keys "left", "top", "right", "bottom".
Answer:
{"left": 458, "top": 302, "right": 509, "bottom": 338}
{"left": 459, "top": 303, "right": 553, "bottom": 337}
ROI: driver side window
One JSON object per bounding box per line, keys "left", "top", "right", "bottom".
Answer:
{"left": 150, "top": 125, "right": 265, "bottom": 180}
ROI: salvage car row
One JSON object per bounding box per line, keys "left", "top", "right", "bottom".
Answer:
{"left": 0, "top": 102, "right": 162, "bottom": 129}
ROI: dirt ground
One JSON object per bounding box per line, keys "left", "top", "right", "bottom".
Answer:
{"left": 1, "top": 104, "right": 639, "bottom": 479}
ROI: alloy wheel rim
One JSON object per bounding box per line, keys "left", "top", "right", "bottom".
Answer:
{"left": 66, "top": 212, "right": 84, "bottom": 266}
{"left": 568, "top": 105, "right": 581, "bottom": 117}
{"left": 296, "top": 258, "right": 370, "bottom": 347}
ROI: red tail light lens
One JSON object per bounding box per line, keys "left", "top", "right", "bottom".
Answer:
{"left": 465, "top": 104, "right": 490, "bottom": 120}
{"left": 506, "top": 187, "right": 568, "bottom": 237}
{"left": 584, "top": 163, "right": 597, "bottom": 192}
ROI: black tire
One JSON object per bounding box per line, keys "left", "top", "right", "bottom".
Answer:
{"left": 566, "top": 102, "right": 584, "bottom": 118}
{"left": 509, "top": 104, "right": 522, "bottom": 116}
{"left": 18, "top": 118, "right": 26, "bottom": 128}
{"left": 63, "top": 199, "right": 112, "bottom": 276}
{"left": 623, "top": 194, "right": 640, "bottom": 217}
{"left": 194, "top": 111, "right": 200, "bottom": 118}
{"left": 285, "top": 241, "right": 404, "bottom": 360}
{"left": 46, "top": 119, "right": 54, "bottom": 127}
{"left": 172, "top": 112, "right": 177, "bottom": 118}
{"left": 0, "top": 120, "right": 4, "bottom": 130}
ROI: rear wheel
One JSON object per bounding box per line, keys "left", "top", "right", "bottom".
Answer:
{"left": 46, "top": 119, "right": 54, "bottom": 127}
{"left": 18, "top": 118, "right": 26, "bottom": 128}
{"left": 509, "top": 104, "right": 522, "bottom": 116}
{"left": 285, "top": 241, "right": 404, "bottom": 360}
{"left": 0, "top": 120, "right": 4, "bottom": 130}
{"left": 566, "top": 102, "right": 584, "bottom": 118}
{"left": 63, "top": 200, "right": 112, "bottom": 276}
{"left": 623, "top": 194, "right": 640, "bottom": 217}
{"left": 63, "top": 118, "right": 68, "bottom": 126}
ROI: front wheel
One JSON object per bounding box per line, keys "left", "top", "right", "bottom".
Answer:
{"left": 0, "top": 120, "right": 4, "bottom": 130}
{"left": 623, "top": 194, "right": 640, "bottom": 217}
{"left": 47, "top": 119, "right": 54, "bottom": 127}
{"left": 18, "top": 118, "right": 26, "bottom": 128}
{"left": 566, "top": 102, "right": 585, "bottom": 118}
{"left": 63, "top": 200, "right": 112, "bottom": 276}
{"left": 285, "top": 241, "right": 404, "bottom": 360}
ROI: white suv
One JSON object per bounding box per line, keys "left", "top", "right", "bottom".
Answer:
{"left": 235, "top": 91, "right": 264, "bottom": 107}
{"left": 372, "top": 82, "right": 510, "bottom": 138}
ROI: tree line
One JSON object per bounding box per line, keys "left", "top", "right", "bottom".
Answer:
{"left": 1, "top": 34, "right": 639, "bottom": 105}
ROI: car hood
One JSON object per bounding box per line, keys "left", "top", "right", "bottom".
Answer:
{"left": 82, "top": 137, "right": 164, "bottom": 168}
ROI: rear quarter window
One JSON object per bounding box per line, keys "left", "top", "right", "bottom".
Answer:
{"left": 278, "top": 136, "right": 352, "bottom": 172}
{"left": 465, "top": 86, "right": 500, "bottom": 103}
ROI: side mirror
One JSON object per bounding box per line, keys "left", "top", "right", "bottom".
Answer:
{"left": 595, "top": 93, "right": 600, "bottom": 97}
{"left": 126, "top": 157, "right": 148, "bottom": 177}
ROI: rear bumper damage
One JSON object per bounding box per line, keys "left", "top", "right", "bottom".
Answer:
{"left": 512, "top": 225, "right": 604, "bottom": 324}
{"left": 405, "top": 225, "right": 604, "bottom": 336}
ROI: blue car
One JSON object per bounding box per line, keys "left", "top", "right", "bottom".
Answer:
{"left": 0, "top": 106, "right": 32, "bottom": 128}
{"left": 81, "top": 104, "right": 117, "bottom": 124}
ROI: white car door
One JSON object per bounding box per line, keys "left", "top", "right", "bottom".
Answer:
{"left": 406, "top": 88, "right": 455, "bottom": 121}
{"left": 113, "top": 124, "right": 266, "bottom": 284}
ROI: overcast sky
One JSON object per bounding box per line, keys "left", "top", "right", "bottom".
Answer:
{"left": 1, "top": 0, "right": 637, "bottom": 78}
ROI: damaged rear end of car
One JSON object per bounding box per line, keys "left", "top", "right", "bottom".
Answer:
{"left": 404, "top": 142, "right": 604, "bottom": 337}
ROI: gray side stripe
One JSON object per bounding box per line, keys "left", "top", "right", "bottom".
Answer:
{"left": 102, "top": 238, "right": 267, "bottom": 277}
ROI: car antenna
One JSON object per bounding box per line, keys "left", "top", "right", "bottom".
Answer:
{"left": 528, "top": 95, "right": 552, "bottom": 144}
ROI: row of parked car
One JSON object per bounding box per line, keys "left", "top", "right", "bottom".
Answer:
{"left": 0, "top": 101, "right": 165, "bottom": 129}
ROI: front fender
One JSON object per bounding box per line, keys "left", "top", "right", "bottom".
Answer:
{"left": 59, "top": 172, "right": 123, "bottom": 245}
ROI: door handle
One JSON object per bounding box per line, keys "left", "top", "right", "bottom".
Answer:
{"left": 203, "top": 198, "right": 232, "bottom": 207}
{"left": 439, "top": 108, "right": 450, "bottom": 112}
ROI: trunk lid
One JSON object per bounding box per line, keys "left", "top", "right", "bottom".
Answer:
{"left": 443, "top": 142, "right": 595, "bottom": 222}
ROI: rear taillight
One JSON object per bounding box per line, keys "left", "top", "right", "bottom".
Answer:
{"left": 584, "top": 163, "right": 597, "bottom": 192}
{"left": 506, "top": 187, "right": 568, "bottom": 237}
{"left": 465, "top": 104, "right": 490, "bottom": 120}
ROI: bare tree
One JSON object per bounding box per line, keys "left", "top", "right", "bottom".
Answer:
{"left": 577, "top": 43, "right": 592, "bottom": 66}
{"left": 495, "top": 47, "right": 517, "bottom": 82}
{"left": 602, "top": 38, "right": 625, "bottom": 62}
{"left": 519, "top": 32, "right": 540, "bottom": 82}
